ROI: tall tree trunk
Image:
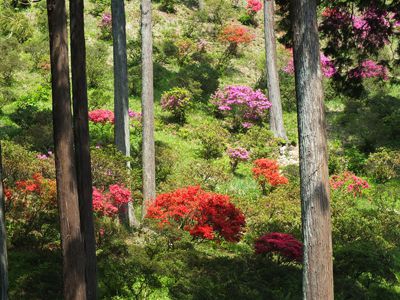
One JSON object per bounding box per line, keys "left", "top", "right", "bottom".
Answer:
{"left": 141, "top": 0, "right": 155, "bottom": 218}
{"left": 70, "top": 0, "right": 97, "bottom": 298}
{"left": 291, "top": 0, "right": 334, "bottom": 299}
{"left": 264, "top": 0, "right": 287, "bottom": 140}
{"left": 47, "top": 0, "right": 87, "bottom": 298}
{"left": 111, "top": 0, "right": 137, "bottom": 226}
{"left": 0, "top": 143, "right": 8, "bottom": 300}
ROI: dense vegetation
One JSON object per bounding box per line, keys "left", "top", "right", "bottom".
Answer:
{"left": 0, "top": 0, "right": 399, "bottom": 299}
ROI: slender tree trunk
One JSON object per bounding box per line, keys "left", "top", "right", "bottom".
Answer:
{"left": 291, "top": 0, "right": 334, "bottom": 299}
{"left": 264, "top": 0, "right": 287, "bottom": 140}
{"left": 0, "top": 143, "right": 8, "bottom": 300}
{"left": 47, "top": 0, "right": 87, "bottom": 298}
{"left": 141, "top": 0, "right": 155, "bottom": 218}
{"left": 70, "top": 0, "right": 97, "bottom": 298}
{"left": 111, "top": 0, "right": 137, "bottom": 226}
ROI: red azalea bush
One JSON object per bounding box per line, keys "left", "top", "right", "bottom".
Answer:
{"left": 252, "top": 159, "right": 288, "bottom": 194}
{"left": 254, "top": 232, "right": 303, "bottom": 263}
{"left": 220, "top": 24, "right": 255, "bottom": 54}
{"left": 246, "top": 0, "right": 262, "bottom": 13}
{"left": 92, "top": 184, "right": 132, "bottom": 218}
{"left": 146, "top": 186, "right": 246, "bottom": 242}
{"left": 89, "top": 109, "right": 115, "bottom": 124}
{"left": 330, "top": 171, "right": 369, "bottom": 197}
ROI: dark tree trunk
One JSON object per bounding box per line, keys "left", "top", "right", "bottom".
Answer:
{"left": 47, "top": 0, "right": 87, "bottom": 298}
{"left": 111, "top": 0, "right": 137, "bottom": 227}
{"left": 70, "top": 0, "right": 97, "bottom": 298}
{"left": 0, "top": 143, "right": 8, "bottom": 300}
{"left": 141, "top": 0, "right": 156, "bottom": 218}
{"left": 291, "top": 0, "right": 334, "bottom": 299}
{"left": 264, "top": 0, "right": 287, "bottom": 140}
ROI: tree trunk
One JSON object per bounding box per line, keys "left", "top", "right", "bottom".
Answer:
{"left": 264, "top": 0, "right": 287, "bottom": 140}
{"left": 141, "top": 0, "right": 156, "bottom": 218}
{"left": 291, "top": 0, "right": 334, "bottom": 299}
{"left": 0, "top": 143, "right": 8, "bottom": 300}
{"left": 70, "top": 0, "right": 97, "bottom": 298}
{"left": 47, "top": 0, "right": 87, "bottom": 298}
{"left": 111, "top": 0, "right": 137, "bottom": 227}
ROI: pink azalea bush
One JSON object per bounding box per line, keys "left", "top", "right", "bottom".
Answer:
{"left": 349, "top": 60, "right": 389, "bottom": 80}
{"left": 160, "top": 88, "right": 191, "bottom": 123}
{"left": 330, "top": 171, "right": 369, "bottom": 197}
{"left": 99, "top": 12, "right": 112, "bottom": 40}
{"left": 212, "top": 85, "right": 271, "bottom": 130}
{"left": 92, "top": 184, "right": 132, "bottom": 218}
{"left": 283, "top": 51, "right": 337, "bottom": 78}
{"left": 227, "top": 147, "right": 250, "bottom": 172}
{"left": 255, "top": 232, "right": 303, "bottom": 263}
{"left": 89, "top": 109, "right": 115, "bottom": 124}
{"left": 246, "top": 0, "right": 262, "bottom": 13}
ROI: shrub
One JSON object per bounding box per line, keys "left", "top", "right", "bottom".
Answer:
{"left": 92, "top": 184, "right": 132, "bottom": 218}
{"left": 219, "top": 24, "right": 255, "bottom": 55}
{"left": 89, "top": 109, "right": 115, "bottom": 124}
{"left": 254, "top": 233, "right": 303, "bottom": 263}
{"left": 365, "top": 148, "right": 400, "bottom": 182}
{"left": 330, "top": 171, "right": 369, "bottom": 198}
{"left": 238, "top": 125, "right": 280, "bottom": 159}
{"left": 193, "top": 123, "right": 229, "bottom": 159}
{"left": 252, "top": 159, "right": 288, "bottom": 195}
{"left": 161, "top": 87, "right": 192, "bottom": 123}
{"left": 99, "top": 12, "right": 112, "bottom": 40}
{"left": 211, "top": 85, "right": 271, "bottom": 131}
{"left": 158, "top": 0, "right": 176, "bottom": 13}
{"left": 146, "top": 186, "right": 246, "bottom": 242}
{"left": 227, "top": 146, "right": 250, "bottom": 173}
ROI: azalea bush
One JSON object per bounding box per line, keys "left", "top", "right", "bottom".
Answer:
{"left": 161, "top": 87, "right": 192, "bottom": 123}
{"left": 219, "top": 24, "right": 255, "bottom": 55}
{"left": 227, "top": 146, "right": 250, "bottom": 173}
{"left": 92, "top": 184, "right": 132, "bottom": 218}
{"left": 252, "top": 158, "right": 288, "bottom": 195}
{"left": 349, "top": 59, "right": 389, "bottom": 80}
{"left": 146, "top": 186, "right": 246, "bottom": 242}
{"left": 330, "top": 171, "right": 369, "bottom": 198}
{"left": 239, "top": 0, "right": 262, "bottom": 26}
{"left": 255, "top": 232, "right": 303, "bottom": 263}
{"left": 212, "top": 85, "right": 271, "bottom": 131}
{"left": 99, "top": 12, "right": 112, "bottom": 40}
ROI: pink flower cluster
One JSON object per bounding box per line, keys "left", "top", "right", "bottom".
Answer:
{"left": 283, "top": 51, "right": 337, "bottom": 78}
{"left": 227, "top": 147, "right": 250, "bottom": 161}
{"left": 36, "top": 151, "right": 53, "bottom": 160}
{"left": 349, "top": 60, "right": 389, "bottom": 80}
{"left": 89, "top": 109, "right": 115, "bottom": 124}
{"left": 100, "top": 12, "right": 112, "bottom": 28}
{"left": 330, "top": 171, "right": 369, "bottom": 197}
{"left": 254, "top": 232, "right": 303, "bottom": 263}
{"left": 246, "top": 0, "right": 262, "bottom": 13}
{"left": 212, "top": 85, "right": 271, "bottom": 127}
{"left": 128, "top": 110, "right": 142, "bottom": 121}
{"left": 92, "top": 184, "right": 132, "bottom": 217}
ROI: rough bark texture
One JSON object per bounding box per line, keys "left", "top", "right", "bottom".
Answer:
{"left": 70, "top": 0, "right": 97, "bottom": 297}
{"left": 47, "top": 0, "right": 87, "bottom": 298}
{"left": 111, "top": 0, "right": 136, "bottom": 226}
{"left": 264, "top": 0, "right": 287, "bottom": 140}
{"left": 0, "top": 143, "right": 8, "bottom": 300}
{"left": 141, "top": 0, "right": 156, "bottom": 218}
{"left": 291, "top": 0, "right": 334, "bottom": 299}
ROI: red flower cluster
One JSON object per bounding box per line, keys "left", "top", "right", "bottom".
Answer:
{"left": 220, "top": 24, "right": 255, "bottom": 45}
{"left": 330, "top": 171, "right": 369, "bottom": 197}
{"left": 92, "top": 184, "right": 132, "bottom": 217}
{"left": 246, "top": 0, "right": 262, "bottom": 13}
{"left": 252, "top": 159, "right": 288, "bottom": 194}
{"left": 255, "top": 232, "right": 303, "bottom": 263}
{"left": 146, "top": 186, "right": 246, "bottom": 242}
{"left": 15, "top": 173, "right": 53, "bottom": 195}
{"left": 88, "top": 109, "right": 115, "bottom": 124}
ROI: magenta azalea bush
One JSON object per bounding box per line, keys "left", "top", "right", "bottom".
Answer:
{"left": 212, "top": 85, "right": 271, "bottom": 130}
{"left": 89, "top": 109, "right": 115, "bottom": 124}
{"left": 283, "top": 51, "right": 337, "bottom": 78}
{"left": 227, "top": 147, "right": 250, "bottom": 172}
{"left": 349, "top": 60, "right": 389, "bottom": 80}
{"left": 161, "top": 87, "right": 192, "bottom": 123}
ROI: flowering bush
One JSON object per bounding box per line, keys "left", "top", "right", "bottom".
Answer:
{"left": 161, "top": 87, "right": 192, "bottom": 123}
{"left": 330, "top": 171, "right": 369, "bottom": 198}
{"left": 246, "top": 0, "right": 262, "bottom": 13}
{"left": 92, "top": 184, "right": 132, "bottom": 218}
{"left": 227, "top": 147, "right": 250, "bottom": 173}
{"left": 99, "top": 12, "right": 112, "bottom": 40}
{"left": 212, "top": 85, "right": 271, "bottom": 130}
{"left": 254, "top": 232, "right": 303, "bottom": 263}
{"left": 252, "top": 158, "right": 288, "bottom": 194}
{"left": 349, "top": 60, "right": 389, "bottom": 80}
{"left": 5, "top": 173, "right": 59, "bottom": 248}
{"left": 89, "top": 109, "right": 115, "bottom": 124}
{"left": 220, "top": 24, "right": 255, "bottom": 55}
{"left": 146, "top": 186, "right": 246, "bottom": 242}
{"left": 282, "top": 51, "right": 337, "bottom": 78}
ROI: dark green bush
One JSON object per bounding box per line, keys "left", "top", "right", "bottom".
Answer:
{"left": 238, "top": 125, "right": 280, "bottom": 160}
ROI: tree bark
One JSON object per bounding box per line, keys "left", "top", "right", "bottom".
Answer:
{"left": 70, "top": 0, "right": 97, "bottom": 298}
{"left": 47, "top": 0, "right": 87, "bottom": 298}
{"left": 0, "top": 143, "right": 8, "bottom": 300}
{"left": 141, "top": 0, "right": 156, "bottom": 218}
{"left": 111, "top": 0, "right": 137, "bottom": 226}
{"left": 264, "top": 0, "right": 287, "bottom": 140}
{"left": 291, "top": 0, "right": 334, "bottom": 299}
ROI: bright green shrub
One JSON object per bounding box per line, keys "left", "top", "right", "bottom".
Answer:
{"left": 238, "top": 125, "right": 280, "bottom": 160}
{"left": 365, "top": 148, "right": 400, "bottom": 182}
{"left": 193, "top": 123, "right": 229, "bottom": 159}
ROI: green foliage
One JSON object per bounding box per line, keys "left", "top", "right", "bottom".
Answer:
{"left": 238, "top": 125, "right": 280, "bottom": 160}
{"left": 88, "top": 0, "right": 110, "bottom": 16}
{"left": 86, "top": 41, "right": 111, "bottom": 90}
{"left": 193, "top": 122, "right": 229, "bottom": 159}
{"left": 161, "top": 87, "right": 192, "bottom": 123}
{"left": 366, "top": 148, "right": 400, "bottom": 183}
{"left": 157, "top": 0, "right": 177, "bottom": 13}
{"left": 0, "top": 8, "right": 33, "bottom": 42}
